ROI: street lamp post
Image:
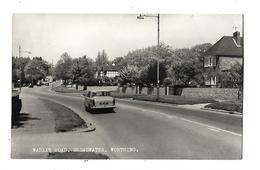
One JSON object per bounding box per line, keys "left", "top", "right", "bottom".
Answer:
{"left": 137, "top": 13, "right": 160, "bottom": 100}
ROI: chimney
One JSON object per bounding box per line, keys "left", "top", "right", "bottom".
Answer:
{"left": 233, "top": 31, "right": 241, "bottom": 47}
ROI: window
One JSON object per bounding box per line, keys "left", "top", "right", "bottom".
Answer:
{"left": 210, "top": 76, "right": 216, "bottom": 85}
{"left": 106, "top": 71, "right": 118, "bottom": 78}
{"left": 92, "top": 91, "right": 110, "bottom": 97}
{"left": 205, "top": 76, "right": 216, "bottom": 86}
{"left": 204, "top": 56, "right": 216, "bottom": 67}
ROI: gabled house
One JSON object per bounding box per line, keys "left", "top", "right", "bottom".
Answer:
{"left": 95, "top": 64, "right": 122, "bottom": 78}
{"left": 203, "top": 31, "right": 243, "bottom": 87}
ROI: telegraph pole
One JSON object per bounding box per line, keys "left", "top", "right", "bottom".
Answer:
{"left": 18, "top": 45, "right": 21, "bottom": 92}
{"left": 156, "top": 14, "right": 160, "bottom": 101}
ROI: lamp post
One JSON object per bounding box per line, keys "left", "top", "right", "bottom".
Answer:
{"left": 137, "top": 14, "right": 160, "bottom": 100}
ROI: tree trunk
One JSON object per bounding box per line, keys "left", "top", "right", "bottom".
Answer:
{"left": 76, "top": 83, "right": 78, "bottom": 90}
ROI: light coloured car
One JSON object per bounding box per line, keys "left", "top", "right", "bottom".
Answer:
{"left": 83, "top": 90, "right": 116, "bottom": 112}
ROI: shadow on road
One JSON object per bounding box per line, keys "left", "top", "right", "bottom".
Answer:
{"left": 85, "top": 108, "right": 116, "bottom": 114}
{"left": 12, "top": 112, "right": 40, "bottom": 128}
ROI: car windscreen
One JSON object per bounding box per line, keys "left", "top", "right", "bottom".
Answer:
{"left": 92, "top": 91, "right": 110, "bottom": 97}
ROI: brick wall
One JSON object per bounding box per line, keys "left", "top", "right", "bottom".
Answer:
{"left": 181, "top": 88, "right": 239, "bottom": 100}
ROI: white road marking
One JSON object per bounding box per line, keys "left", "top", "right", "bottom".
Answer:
{"left": 208, "top": 128, "right": 220, "bottom": 133}
{"left": 118, "top": 103, "right": 242, "bottom": 137}
{"left": 180, "top": 118, "right": 242, "bottom": 137}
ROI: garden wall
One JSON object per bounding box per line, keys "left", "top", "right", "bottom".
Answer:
{"left": 87, "top": 85, "right": 240, "bottom": 100}
{"left": 119, "top": 86, "right": 167, "bottom": 96}
{"left": 181, "top": 88, "right": 239, "bottom": 100}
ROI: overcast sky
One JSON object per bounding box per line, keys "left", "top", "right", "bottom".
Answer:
{"left": 12, "top": 14, "right": 242, "bottom": 64}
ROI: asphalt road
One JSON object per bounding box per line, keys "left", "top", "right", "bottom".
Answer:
{"left": 19, "top": 85, "right": 242, "bottom": 159}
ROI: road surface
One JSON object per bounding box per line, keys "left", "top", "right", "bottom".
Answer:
{"left": 14, "top": 85, "right": 242, "bottom": 159}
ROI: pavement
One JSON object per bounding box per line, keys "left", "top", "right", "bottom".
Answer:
{"left": 11, "top": 92, "right": 109, "bottom": 159}
{"left": 11, "top": 86, "right": 242, "bottom": 159}
{"left": 11, "top": 93, "right": 55, "bottom": 158}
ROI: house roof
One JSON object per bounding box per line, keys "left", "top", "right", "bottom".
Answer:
{"left": 205, "top": 36, "right": 243, "bottom": 57}
{"left": 102, "top": 65, "right": 122, "bottom": 71}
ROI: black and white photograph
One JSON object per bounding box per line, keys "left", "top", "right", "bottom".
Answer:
{"left": 11, "top": 14, "right": 243, "bottom": 159}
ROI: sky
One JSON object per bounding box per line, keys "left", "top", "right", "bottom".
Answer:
{"left": 12, "top": 14, "right": 243, "bottom": 64}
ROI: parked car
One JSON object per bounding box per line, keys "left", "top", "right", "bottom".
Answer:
{"left": 28, "top": 83, "right": 34, "bottom": 88}
{"left": 42, "top": 82, "right": 49, "bottom": 86}
{"left": 12, "top": 90, "right": 22, "bottom": 121}
{"left": 36, "top": 81, "right": 42, "bottom": 86}
{"left": 83, "top": 90, "right": 116, "bottom": 112}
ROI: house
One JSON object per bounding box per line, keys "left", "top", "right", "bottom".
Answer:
{"left": 95, "top": 64, "right": 122, "bottom": 79}
{"left": 203, "top": 31, "right": 243, "bottom": 87}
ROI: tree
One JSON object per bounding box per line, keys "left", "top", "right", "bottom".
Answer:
{"left": 54, "top": 52, "right": 73, "bottom": 84}
{"left": 24, "top": 57, "right": 50, "bottom": 84}
{"left": 116, "top": 42, "right": 212, "bottom": 88}
{"left": 230, "top": 62, "right": 243, "bottom": 88}
{"left": 95, "top": 50, "right": 109, "bottom": 67}
{"left": 12, "top": 56, "right": 31, "bottom": 84}
{"left": 72, "top": 55, "right": 96, "bottom": 90}
{"left": 173, "top": 61, "right": 199, "bottom": 86}
{"left": 112, "top": 56, "right": 127, "bottom": 67}
{"left": 119, "top": 65, "right": 141, "bottom": 85}
{"left": 146, "top": 61, "right": 167, "bottom": 87}
{"left": 218, "top": 62, "right": 243, "bottom": 88}
{"left": 167, "top": 43, "right": 212, "bottom": 86}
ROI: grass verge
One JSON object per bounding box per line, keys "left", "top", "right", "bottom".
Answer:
{"left": 52, "top": 85, "right": 85, "bottom": 93}
{"left": 41, "top": 99, "right": 86, "bottom": 132}
{"left": 133, "top": 95, "right": 216, "bottom": 105}
{"left": 48, "top": 152, "right": 109, "bottom": 159}
{"left": 205, "top": 100, "right": 243, "bottom": 113}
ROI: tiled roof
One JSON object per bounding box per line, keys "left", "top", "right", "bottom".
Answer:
{"left": 103, "top": 65, "right": 122, "bottom": 71}
{"left": 96, "top": 65, "right": 122, "bottom": 71}
{"left": 205, "top": 36, "right": 243, "bottom": 57}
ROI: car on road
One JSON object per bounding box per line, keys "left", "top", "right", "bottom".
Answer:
{"left": 83, "top": 90, "right": 116, "bottom": 112}
{"left": 42, "top": 82, "right": 49, "bottom": 86}
{"left": 28, "top": 83, "right": 34, "bottom": 88}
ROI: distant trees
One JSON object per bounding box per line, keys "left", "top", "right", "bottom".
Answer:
{"left": 118, "top": 43, "right": 212, "bottom": 88}
{"left": 53, "top": 53, "right": 98, "bottom": 89}
{"left": 12, "top": 56, "right": 50, "bottom": 86}
{"left": 112, "top": 56, "right": 127, "bottom": 67}
{"left": 12, "top": 42, "right": 214, "bottom": 90}
{"left": 24, "top": 57, "right": 50, "bottom": 84}
{"left": 12, "top": 56, "right": 31, "bottom": 84}
{"left": 95, "top": 50, "right": 109, "bottom": 67}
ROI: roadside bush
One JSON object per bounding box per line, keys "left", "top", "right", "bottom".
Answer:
{"left": 205, "top": 101, "right": 242, "bottom": 113}
{"left": 163, "top": 77, "right": 173, "bottom": 86}
{"left": 133, "top": 95, "right": 216, "bottom": 105}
